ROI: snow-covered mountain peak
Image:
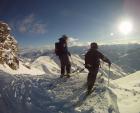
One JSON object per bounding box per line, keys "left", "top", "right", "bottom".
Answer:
{"left": 32, "top": 56, "right": 60, "bottom": 75}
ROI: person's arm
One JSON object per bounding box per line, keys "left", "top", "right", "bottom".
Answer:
{"left": 68, "top": 52, "right": 71, "bottom": 56}
{"left": 98, "top": 51, "right": 111, "bottom": 67}
{"left": 64, "top": 44, "right": 71, "bottom": 56}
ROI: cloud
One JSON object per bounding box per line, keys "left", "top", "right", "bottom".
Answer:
{"left": 32, "top": 23, "right": 46, "bottom": 34}
{"left": 69, "top": 37, "right": 79, "bottom": 42}
{"left": 18, "top": 14, "right": 47, "bottom": 34}
{"left": 68, "top": 37, "right": 79, "bottom": 46}
{"left": 68, "top": 37, "right": 92, "bottom": 47}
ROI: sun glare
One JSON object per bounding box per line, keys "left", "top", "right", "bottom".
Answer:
{"left": 119, "top": 20, "right": 133, "bottom": 35}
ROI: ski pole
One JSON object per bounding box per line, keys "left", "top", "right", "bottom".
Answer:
{"left": 70, "top": 55, "right": 79, "bottom": 70}
{"left": 70, "top": 68, "right": 85, "bottom": 76}
{"left": 70, "top": 55, "right": 74, "bottom": 64}
{"left": 50, "top": 53, "right": 56, "bottom": 60}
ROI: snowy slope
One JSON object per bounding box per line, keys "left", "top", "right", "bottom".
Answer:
{"left": 1, "top": 54, "right": 139, "bottom": 113}
{"left": 114, "top": 71, "right": 140, "bottom": 90}
{"left": 31, "top": 54, "right": 86, "bottom": 76}
{"left": 0, "top": 62, "right": 45, "bottom": 75}
{"left": 31, "top": 54, "right": 127, "bottom": 79}
{"left": 111, "top": 71, "right": 140, "bottom": 113}
{"left": 100, "top": 62, "right": 127, "bottom": 80}
{"left": 31, "top": 56, "right": 60, "bottom": 75}
{"left": 0, "top": 70, "right": 120, "bottom": 113}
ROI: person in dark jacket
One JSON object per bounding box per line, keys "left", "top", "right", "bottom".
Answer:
{"left": 85, "top": 42, "right": 111, "bottom": 94}
{"left": 58, "top": 35, "right": 71, "bottom": 78}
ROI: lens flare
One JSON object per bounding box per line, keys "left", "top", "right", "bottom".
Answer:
{"left": 119, "top": 20, "right": 133, "bottom": 35}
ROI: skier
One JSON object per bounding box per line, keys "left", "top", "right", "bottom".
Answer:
{"left": 85, "top": 42, "right": 111, "bottom": 94}
{"left": 55, "top": 35, "right": 71, "bottom": 78}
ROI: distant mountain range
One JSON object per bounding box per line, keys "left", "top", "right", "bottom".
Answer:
{"left": 21, "top": 44, "right": 140, "bottom": 73}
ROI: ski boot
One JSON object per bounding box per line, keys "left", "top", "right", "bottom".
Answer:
{"left": 60, "top": 74, "right": 64, "bottom": 78}
{"left": 66, "top": 74, "right": 70, "bottom": 78}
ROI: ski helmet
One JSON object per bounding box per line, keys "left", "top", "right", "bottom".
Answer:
{"left": 59, "top": 34, "right": 68, "bottom": 42}
{"left": 90, "top": 42, "right": 98, "bottom": 49}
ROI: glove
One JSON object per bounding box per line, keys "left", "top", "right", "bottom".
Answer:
{"left": 85, "top": 64, "right": 92, "bottom": 70}
{"left": 68, "top": 52, "right": 71, "bottom": 56}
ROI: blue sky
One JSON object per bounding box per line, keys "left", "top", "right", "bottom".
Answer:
{"left": 0, "top": 0, "right": 140, "bottom": 47}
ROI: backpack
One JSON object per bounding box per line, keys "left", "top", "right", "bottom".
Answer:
{"left": 85, "top": 51, "right": 93, "bottom": 69}
{"left": 85, "top": 50, "right": 100, "bottom": 69}
{"left": 55, "top": 42, "right": 62, "bottom": 56}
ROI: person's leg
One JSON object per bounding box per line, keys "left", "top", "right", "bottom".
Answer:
{"left": 87, "top": 72, "right": 93, "bottom": 93}
{"left": 59, "top": 56, "right": 65, "bottom": 77}
{"left": 66, "top": 64, "right": 71, "bottom": 77}
{"left": 87, "top": 69, "right": 98, "bottom": 94}
{"left": 60, "top": 65, "right": 65, "bottom": 77}
{"left": 65, "top": 54, "right": 71, "bottom": 77}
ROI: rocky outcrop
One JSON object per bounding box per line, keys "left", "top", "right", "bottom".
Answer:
{"left": 0, "top": 21, "right": 19, "bottom": 70}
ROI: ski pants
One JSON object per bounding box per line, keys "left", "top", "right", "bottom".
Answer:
{"left": 59, "top": 54, "right": 71, "bottom": 75}
{"left": 87, "top": 68, "right": 99, "bottom": 91}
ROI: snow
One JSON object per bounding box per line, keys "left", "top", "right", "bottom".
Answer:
{"left": 112, "top": 71, "right": 140, "bottom": 113}
{"left": 0, "top": 70, "right": 120, "bottom": 113}
{"left": 31, "top": 56, "right": 60, "bottom": 75}
{"left": 114, "top": 71, "right": 140, "bottom": 90}
{"left": 0, "top": 54, "right": 139, "bottom": 113}
{"left": 0, "top": 62, "right": 45, "bottom": 75}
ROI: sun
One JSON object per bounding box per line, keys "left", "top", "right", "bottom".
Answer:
{"left": 118, "top": 20, "right": 133, "bottom": 35}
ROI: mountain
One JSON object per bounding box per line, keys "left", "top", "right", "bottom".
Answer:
{"left": 21, "top": 44, "right": 140, "bottom": 74}
{"left": 20, "top": 47, "right": 53, "bottom": 60}
{"left": 99, "top": 44, "right": 140, "bottom": 73}
{"left": 115, "top": 47, "right": 140, "bottom": 73}
{"left": 31, "top": 54, "right": 127, "bottom": 80}
{"left": 31, "top": 56, "right": 60, "bottom": 75}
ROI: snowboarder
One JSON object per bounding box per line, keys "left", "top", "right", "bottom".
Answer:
{"left": 85, "top": 42, "right": 111, "bottom": 94}
{"left": 55, "top": 35, "right": 71, "bottom": 78}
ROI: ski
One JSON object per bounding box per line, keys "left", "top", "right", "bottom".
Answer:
{"left": 70, "top": 68, "right": 85, "bottom": 77}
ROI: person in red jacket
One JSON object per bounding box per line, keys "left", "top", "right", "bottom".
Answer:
{"left": 85, "top": 42, "right": 111, "bottom": 94}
